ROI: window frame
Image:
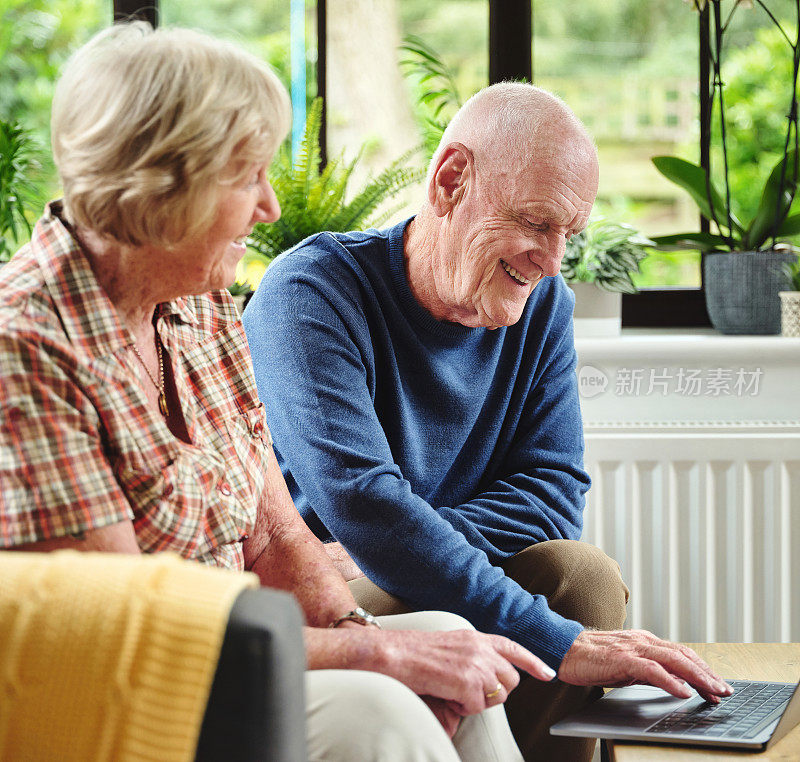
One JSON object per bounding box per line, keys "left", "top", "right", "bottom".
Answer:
{"left": 115, "top": 0, "right": 713, "bottom": 328}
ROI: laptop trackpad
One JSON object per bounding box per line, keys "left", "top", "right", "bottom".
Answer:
{"left": 556, "top": 686, "right": 701, "bottom": 733}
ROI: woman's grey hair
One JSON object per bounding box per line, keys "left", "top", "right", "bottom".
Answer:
{"left": 51, "top": 22, "right": 291, "bottom": 249}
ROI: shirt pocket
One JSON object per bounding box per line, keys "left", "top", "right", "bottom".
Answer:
{"left": 224, "top": 402, "right": 271, "bottom": 506}
{"left": 120, "top": 446, "right": 245, "bottom": 559}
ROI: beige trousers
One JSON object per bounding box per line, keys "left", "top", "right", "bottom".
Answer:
{"left": 349, "top": 540, "right": 630, "bottom": 762}
{"left": 306, "top": 611, "right": 524, "bottom": 762}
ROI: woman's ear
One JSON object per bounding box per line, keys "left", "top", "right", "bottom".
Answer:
{"left": 428, "top": 142, "right": 474, "bottom": 216}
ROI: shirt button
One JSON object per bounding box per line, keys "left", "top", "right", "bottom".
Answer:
{"left": 218, "top": 482, "right": 232, "bottom": 496}
{"left": 162, "top": 484, "right": 174, "bottom": 498}
{"left": 253, "top": 421, "right": 264, "bottom": 436}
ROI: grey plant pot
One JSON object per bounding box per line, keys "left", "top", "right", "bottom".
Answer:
{"left": 703, "top": 250, "right": 795, "bottom": 335}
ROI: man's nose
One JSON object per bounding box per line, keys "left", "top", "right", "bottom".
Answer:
{"left": 528, "top": 237, "right": 564, "bottom": 277}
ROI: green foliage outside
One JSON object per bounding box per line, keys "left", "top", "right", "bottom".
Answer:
{"left": 0, "top": 120, "right": 45, "bottom": 261}
{"left": 240, "top": 99, "right": 423, "bottom": 290}
{"left": 4, "top": 0, "right": 798, "bottom": 287}
{"left": 1, "top": 0, "right": 107, "bottom": 253}
{"left": 1, "top": 0, "right": 106, "bottom": 136}
{"left": 160, "top": 0, "right": 315, "bottom": 108}
{"left": 711, "top": 23, "right": 800, "bottom": 222}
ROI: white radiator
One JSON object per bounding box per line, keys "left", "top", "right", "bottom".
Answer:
{"left": 582, "top": 433, "right": 800, "bottom": 643}
{"left": 575, "top": 334, "right": 800, "bottom": 643}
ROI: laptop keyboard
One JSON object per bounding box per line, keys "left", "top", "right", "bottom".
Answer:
{"left": 645, "top": 680, "right": 795, "bottom": 739}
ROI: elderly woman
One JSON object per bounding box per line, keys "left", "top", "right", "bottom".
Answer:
{"left": 0, "top": 22, "right": 554, "bottom": 762}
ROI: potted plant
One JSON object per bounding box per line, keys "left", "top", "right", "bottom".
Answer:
{"left": 562, "top": 217, "right": 653, "bottom": 337}
{"left": 650, "top": 0, "right": 800, "bottom": 334}
{"left": 780, "top": 254, "right": 800, "bottom": 336}
{"left": 237, "top": 98, "right": 423, "bottom": 293}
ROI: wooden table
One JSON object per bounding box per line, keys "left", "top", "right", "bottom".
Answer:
{"left": 607, "top": 644, "right": 800, "bottom": 762}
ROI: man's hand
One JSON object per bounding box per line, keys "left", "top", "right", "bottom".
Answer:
{"left": 558, "top": 630, "right": 733, "bottom": 703}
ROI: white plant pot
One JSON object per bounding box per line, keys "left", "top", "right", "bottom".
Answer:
{"left": 569, "top": 282, "right": 622, "bottom": 338}
{"left": 779, "top": 291, "right": 800, "bottom": 337}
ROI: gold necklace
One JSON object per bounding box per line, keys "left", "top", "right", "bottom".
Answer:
{"left": 131, "top": 336, "right": 169, "bottom": 417}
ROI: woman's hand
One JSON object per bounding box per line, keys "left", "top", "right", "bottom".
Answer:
{"left": 419, "top": 697, "right": 462, "bottom": 738}
{"left": 305, "top": 624, "right": 555, "bottom": 728}
{"left": 322, "top": 541, "right": 365, "bottom": 582}
{"left": 375, "top": 628, "right": 555, "bottom": 716}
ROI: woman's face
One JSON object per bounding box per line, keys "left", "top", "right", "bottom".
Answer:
{"left": 172, "top": 163, "right": 280, "bottom": 294}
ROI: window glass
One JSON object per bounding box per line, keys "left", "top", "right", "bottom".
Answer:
{"left": 533, "top": 0, "right": 701, "bottom": 287}
{"left": 161, "top": 0, "right": 314, "bottom": 113}
{"left": 534, "top": 0, "right": 798, "bottom": 288}
{"left": 706, "top": 0, "right": 799, "bottom": 230}
{"left": 1, "top": 0, "right": 110, "bottom": 253}
{"left": 323, "top": 0, "right": 488, "bottom": 224}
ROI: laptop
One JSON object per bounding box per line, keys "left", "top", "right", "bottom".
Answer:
{"left": 550, "top": 678, "right": 800, "bottom": 752}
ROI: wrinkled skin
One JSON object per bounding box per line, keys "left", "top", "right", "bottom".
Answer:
{"left": 406, "top": 139, "right": 599, "bottom": 329}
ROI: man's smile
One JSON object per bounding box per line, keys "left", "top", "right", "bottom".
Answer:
{"left": 500, "top": 259, "right": 530, "bottom": 285}
{"left": 501, "top": 259, "right": 543, "bottom": 287}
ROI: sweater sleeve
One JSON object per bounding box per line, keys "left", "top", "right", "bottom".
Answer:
{"left": 244, "top": 256, "right": 583, "bottom": 669}
{"left": 439, "top": 314, "right": 590, "bottom": 558}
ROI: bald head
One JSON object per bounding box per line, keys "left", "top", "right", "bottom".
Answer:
{"left": 428, "top": 83, "right": 596, "bottom": 185}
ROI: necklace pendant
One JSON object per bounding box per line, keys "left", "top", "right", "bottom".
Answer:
{"left": 158, "top": 391, "right": 169, "bottom": 417}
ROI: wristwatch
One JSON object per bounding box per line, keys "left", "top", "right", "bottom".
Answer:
{"left": 328, "top": 607, "right": 382, "bottom": 629}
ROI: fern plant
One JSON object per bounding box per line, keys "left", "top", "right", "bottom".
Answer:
{"left": 562, "top": 218, "right": 653, "bottom": 294}
{"left": 245, "top": 98, "right": 423, "bottom": 277}
{"left": 399, "top": 35, "right": 462, "bottom": 158}
{"left": 0, "top": 120, "right": 43, "bottom": 262}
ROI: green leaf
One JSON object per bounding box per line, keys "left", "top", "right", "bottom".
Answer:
{"left": 650, "top": 232, "right": 731, "bottom": 252}
{"left": 743, "top": 150, "right": 798, "bottom": 250}
{"left": 652, "top": 156, "right": 743, "bottom": 235}
{"left": 776, "top": 213, "right": 800, "bottom": 237}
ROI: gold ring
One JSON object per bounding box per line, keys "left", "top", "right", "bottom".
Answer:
{"left": 485, "top": 683, "right": 502, "bottom": 700}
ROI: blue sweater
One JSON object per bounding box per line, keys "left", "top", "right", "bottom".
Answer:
{"left": 244, "top": 219, "right": 590, "bottom": 668}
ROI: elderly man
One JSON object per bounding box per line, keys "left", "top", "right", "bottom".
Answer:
{"left": 244, "top": 83, "right": 730, "bottom": 761}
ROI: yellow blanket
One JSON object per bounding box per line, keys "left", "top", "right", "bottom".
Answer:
{"left": 0, "top": 551, "right": 258, "bottom": 762}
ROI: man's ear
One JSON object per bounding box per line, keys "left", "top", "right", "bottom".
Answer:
{"left": 428, "top": 142, "right": 474, "bottom": 216}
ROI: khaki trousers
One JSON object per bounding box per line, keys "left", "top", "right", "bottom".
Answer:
{"left": 349, "top": 540, "right": 630, "bottom": 762}
{"left": 306, "top": 611, "right": 523, "bottom": 762}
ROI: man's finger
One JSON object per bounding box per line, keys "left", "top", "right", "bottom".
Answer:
{"left": 674, "top": 643, "right": 733, "bottom": 694}
{"left": 643, "top": 645, "right": 729, "bottom": 697}
{"left": 629, "top": 658, "right": 694, "bottom": 699}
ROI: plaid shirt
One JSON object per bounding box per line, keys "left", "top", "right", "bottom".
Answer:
{"left": 0, "top": 202, "right": 271, "bottom": 569}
